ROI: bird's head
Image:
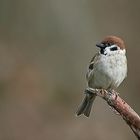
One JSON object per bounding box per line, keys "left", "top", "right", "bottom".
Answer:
{"left": 96, "top": 36, "right": 126, "bottom": 56}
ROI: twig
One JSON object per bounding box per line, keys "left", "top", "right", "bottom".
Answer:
{"left": 87, "top": 88, "right": 140, "bottom": 139}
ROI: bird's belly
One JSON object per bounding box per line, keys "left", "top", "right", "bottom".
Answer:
{"left": 88, "top": 60, "right": 127, "bottom": 89}
{"left": 89, "top": 70, "right": 112, "bottom": 89}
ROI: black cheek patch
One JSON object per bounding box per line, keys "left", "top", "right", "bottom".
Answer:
{"left": 100, "top": 48, "right": 107, "bottom": 55}
{"left": 100, "top": 48, "right": 104, "bottom": 54}
{"left": 110, "top": 47, "right": 118, "bottom": 51}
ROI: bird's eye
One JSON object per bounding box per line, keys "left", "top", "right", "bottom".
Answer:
{"left": 110, "top": 46, "right": 118, "bottom": 51}
{"left": 103, "top": 42, "right": 111, "bottom": 47}
{"left": 107, "top": 43, "right": 111, "bottom": 46}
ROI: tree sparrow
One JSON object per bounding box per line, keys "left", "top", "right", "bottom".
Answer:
{"left": 76, "top": 36, "right": 127, "bottom": 117}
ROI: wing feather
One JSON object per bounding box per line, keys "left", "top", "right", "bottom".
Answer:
{"left": 86, "top": 53, "right": 100, "bottom": 81}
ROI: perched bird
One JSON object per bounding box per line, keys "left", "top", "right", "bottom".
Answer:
{"left": 76, "top": 36, "right": 127, "bottom": 117}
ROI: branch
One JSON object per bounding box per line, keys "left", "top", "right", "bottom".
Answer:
{"left": 87, "top": 88, "right": 140, "bottom": 139}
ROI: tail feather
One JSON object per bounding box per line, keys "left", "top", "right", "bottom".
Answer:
{"left": 76, "top": 92, "right": 96, "bottom": 117}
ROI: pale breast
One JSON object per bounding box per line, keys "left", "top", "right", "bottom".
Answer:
{"left": 88, "top": 53, "right": 127, "bottom": 89}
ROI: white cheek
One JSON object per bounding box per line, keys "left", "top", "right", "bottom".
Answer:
{"left": 104, "top": 48, "right": 111, "bottom": 55}
{"left": 104, "top": 45, "right": 118, "bottom": 55}
{"left": 103, "top": 45, "right": 126, "bottom": 56}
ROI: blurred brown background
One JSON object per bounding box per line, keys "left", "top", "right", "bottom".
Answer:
{"left": 0, "top": 0, "right": 140, "bottom": 140}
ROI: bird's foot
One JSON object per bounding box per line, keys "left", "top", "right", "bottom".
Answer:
{"left": 85, "top": 87, "right": 98, "bottom": 94}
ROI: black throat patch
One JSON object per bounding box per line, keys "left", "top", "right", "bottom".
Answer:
{"left": 100, "top": 48, "right": 105, "bottom": 55}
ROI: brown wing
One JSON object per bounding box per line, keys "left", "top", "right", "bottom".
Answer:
{"left": 86, "top": 53, "right": 100, "bottom": 81}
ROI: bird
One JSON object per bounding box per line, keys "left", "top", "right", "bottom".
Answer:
{"left": 76, "top": 35, "right": 127, "bottom": 117}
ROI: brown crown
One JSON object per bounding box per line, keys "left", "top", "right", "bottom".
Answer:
{"left": 101, "top": 36, "right": 125, "bottom": 49}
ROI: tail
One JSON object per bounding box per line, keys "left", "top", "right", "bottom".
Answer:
{"left": 76, "top": 90, "right": 96, "bottom": 117}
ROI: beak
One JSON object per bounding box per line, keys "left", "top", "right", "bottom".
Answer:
{"left": 96, "top": 43, "right": 106, "bottom": 48}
